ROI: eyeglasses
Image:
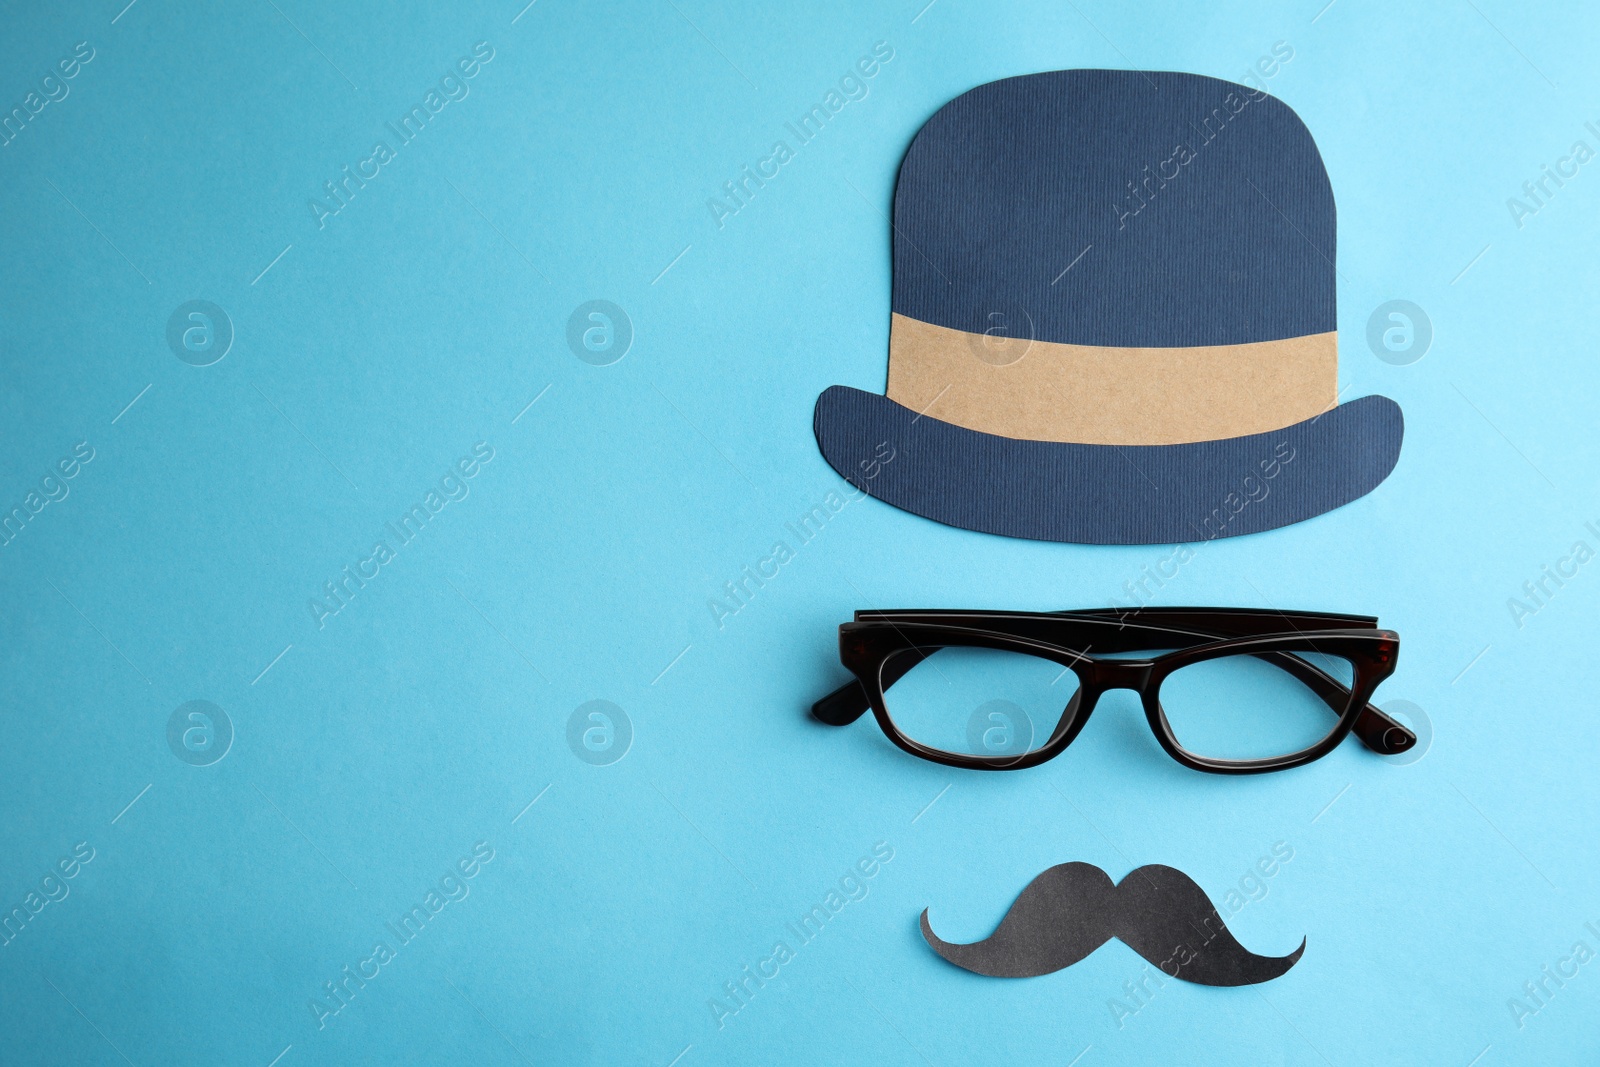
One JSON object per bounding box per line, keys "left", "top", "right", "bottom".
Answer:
{"left": 812, "top": 608, "right": 1411, "bottom": 774}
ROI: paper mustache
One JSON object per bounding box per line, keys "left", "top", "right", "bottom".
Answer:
{"left": 921, "top": 863, "right": 1304, "bottom": 987}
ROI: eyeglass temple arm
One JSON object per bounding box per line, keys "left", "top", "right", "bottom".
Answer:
{"left": 1071, "top": 606, "right": 1379, "bottom": 635}
{"left": 1259, "top": 651, "right": 1415, "bottom": 756}
{"left": 811, "top": 680, "right": 871, "bottom": 726}
{"left": 811, "top": 648, "right": 933, "bottom": 726}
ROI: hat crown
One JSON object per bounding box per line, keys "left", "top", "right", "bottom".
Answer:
{"left": 890, "top": 69, "right": 1335, "bottom": 349}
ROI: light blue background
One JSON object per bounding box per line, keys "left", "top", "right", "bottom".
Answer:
{"left": 1, "top": 0, "right": 1596, "bottom": 1063}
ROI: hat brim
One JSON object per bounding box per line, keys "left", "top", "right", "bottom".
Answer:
{"left": 813, "top": 386, "right": 1403, "bottom": 545}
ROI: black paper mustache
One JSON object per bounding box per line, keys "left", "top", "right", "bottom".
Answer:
{"left": 921, "top": 863, "right": 1304, "bottom": 987}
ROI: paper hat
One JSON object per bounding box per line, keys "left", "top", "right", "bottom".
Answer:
{"left": 813, "top": 70, "right": 1403, "bottom": 545}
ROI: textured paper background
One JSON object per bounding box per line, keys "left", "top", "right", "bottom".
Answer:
{"left": 2, "top": 1, "right": 1598, "bottom": 1065}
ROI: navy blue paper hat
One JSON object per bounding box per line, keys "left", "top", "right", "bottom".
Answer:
{"left": 813, "top": 70, "right": 1403, "bottom": 545}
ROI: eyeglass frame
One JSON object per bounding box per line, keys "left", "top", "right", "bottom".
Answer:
{"left": 812, "top": 607, "right": 1411, "bottom": 775}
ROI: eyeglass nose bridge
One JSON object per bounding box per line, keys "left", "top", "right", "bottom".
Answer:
{"left": 1081, "top": 658, "right": 1156, "bottom": 693}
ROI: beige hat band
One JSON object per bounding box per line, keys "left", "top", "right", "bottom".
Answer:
{"left": 884, "top": 313, "right": 1339, "bottom": 446}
